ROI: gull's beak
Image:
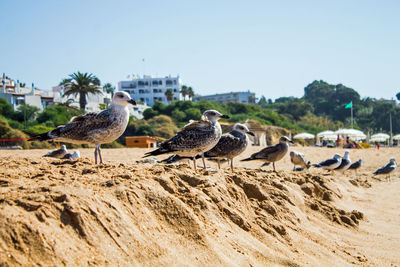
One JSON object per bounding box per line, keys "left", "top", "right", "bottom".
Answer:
{"left": 128, "top": 99, "right": 136, "bottom": 105}
{"left": 247, "top": 131, "right": 255, "bottom": 136}
{"left": 220, "top": 114, "right": 230, "bottom": 119}
{"left": 289, "top": 139, "right": 294, "bottom": 144}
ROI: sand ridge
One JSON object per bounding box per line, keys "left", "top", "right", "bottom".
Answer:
{"left": 0, "top": 147, "right": 399, "bottom": 266}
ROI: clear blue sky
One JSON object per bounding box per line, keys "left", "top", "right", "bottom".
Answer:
{"left": 1, "top": 0, "right": 399, "bottom": 100}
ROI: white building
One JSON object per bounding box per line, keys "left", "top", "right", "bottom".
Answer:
{"left": 193, "top": 91, "right": 256, "bottom": 104}
{"left": 1, "top": 76, "right": 55, "bottom": 111}
{"left": 0, "top": 74, "right": 111, "bottom": 112}
{"left": 118, "top": 75, "right": 183, "bottom": 106}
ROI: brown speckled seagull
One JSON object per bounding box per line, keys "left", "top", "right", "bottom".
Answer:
{"left": 30, "top": 91, "right": 136, "bottom": 164}
{"left": 202, "top": 123, "right": 254, "bottom": 171}
{"left": 144, "top": 110, "right": 229, "bottom": 169}
{"left": 241, "top": 136, "right": 293, "bottom": 171}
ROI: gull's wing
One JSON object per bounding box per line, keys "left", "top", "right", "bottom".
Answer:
{"left": 50, "top": 109, "right": 114, "bottom": 141}
{"left": 204, "top": 131, "right": 244, "bottom": 158}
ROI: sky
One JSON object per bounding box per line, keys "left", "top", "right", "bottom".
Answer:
{"left": 1, "top": 0, "right": 400, "bottom": 100}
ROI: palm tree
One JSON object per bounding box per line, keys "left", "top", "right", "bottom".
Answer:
{"left": 180, "top": 85, "right": 188, "bottom": 100}
{"left": 103, "top": 83, "right": 115, "bottom": 98}
{"left": 187, "top": 87, "right": 195, "bottom": 100}
{"left": 60, "top": 72, "right": 102, "bottom": 110}
{"left": 165, "top": 88, "right": 174, "bottom": 103}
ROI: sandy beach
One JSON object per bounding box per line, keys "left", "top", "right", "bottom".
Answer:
{"left": 0, "top": 146, "right": 399, "bottom": 266}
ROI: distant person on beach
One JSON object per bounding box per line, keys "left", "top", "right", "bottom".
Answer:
{"left": 336, "top": 135, "right": 341, "bottom": 147}
{"left": 377, "top": 142, "right": 380, "bottom": 149}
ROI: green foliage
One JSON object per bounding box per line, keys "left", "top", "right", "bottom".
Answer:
{"left": 171, "top": 108, "right": 186, "bottom": 121}
{"left": 10, "top": 104, "right": 40, "bottom": 122}
{"left": 0, "top": 117, "right": 29, "bottom": 149}
{"left": 143, "top": 108, "right": 159, "bottom": 120}
{"left": 185, "top": 108, "right": 202, "bottom": 121}
{"left": 23, "top": 125, "right": 54, "bottom": 136}
{"left": 0, "top": 98, "right": 13, "bottom": 118}
{"left": 7, "top": 119, "right": 23, "bottom": 130}
{"left": 37, "top": 105, "right": 83, "bottom": 126}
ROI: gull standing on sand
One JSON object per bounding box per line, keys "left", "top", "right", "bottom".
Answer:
{"left": 348, "top": 158, "right": 362, "bottom": 175}
{"left": 334, "top": 150, "right": 351, "bottom": 172}
{"left": 289, "top": 151, "right": 311, "bottom": 171}
{"left": 144, "top": 110, "right": 229, "bottom": 169}
{"left": 202, "top": 123, "right": 254, "bottom": 171}
{"left": 241, "top": 136, "right": 293, "bottom": 171}
{"left": 160, "top": 124, "right": 254, "bottom": 171}
{"left": 61, "top": 150, "right": 81, "bottom": 160}
{"left": 313, "top": 154, "right": 342, "bottom": 172}
{"left": 373, "top": 158, "right": 397, "bottom": 181}
{"left": 43, "top": 145, "right": 68, "bottom": 158}
{"left": 30, "top": 91, "right": 136, "bottom": 164}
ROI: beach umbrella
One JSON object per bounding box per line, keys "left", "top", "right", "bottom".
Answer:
{"left": 392, "top": 134, "right": 400, "bottom": 140}
{"left": 335, "top": 128, "right": 366, "bottom": 140}
{"left": 293, "top": 132, "right": 315, "bottom": 139}
{"left": 317, "top": 130, "right": 337, "bottom": 141}
{"left": 370, "top": 133, "right": 390, "bottom": 142}
{"left": 317, "top": 130, "right": 334, "bottom": 137}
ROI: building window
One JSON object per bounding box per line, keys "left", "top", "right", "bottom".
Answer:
{"left": 153, "top": 89, "right": 158, "bottom": 93}
{"left": 166, "top": 80, "right": 173, "bottom": 86}
{"left": 139, "top": 90, "right": 145, "bottom": 94}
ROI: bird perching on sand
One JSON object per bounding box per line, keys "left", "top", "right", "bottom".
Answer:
{"left": 313, "top": 154, "right": 342, "bottom": 173}
{"left": 348, "top": 158, "right": 362, "bottom": 175}
{"left": 43, "top": 145, "right": 68, "bottom": 158}
{"left": 241, "top": 136, "right": 293, "bottom": 171}
{"left": 202, "top": 123, "right": 254, "bottom": 171}
{"left": 289, "top": 151, "right": 311, "bottom": 171}
{"left": 373, "top": 158, "right": 397, "bottom": 181}
{"left": 30, "top": 91, "right": 136, "bottom": 164}
{"left": 61, "top": 150, "right": 81, "bottom": 160}
{"left": 144, "top": 110, "right": 230, "bottom": 169}
{"left": 334, "top": 150, "right": 351, "bottom": 173}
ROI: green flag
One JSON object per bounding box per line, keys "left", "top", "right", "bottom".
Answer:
{"left": 345, "top": 101, "right": 352, "bottom": 109}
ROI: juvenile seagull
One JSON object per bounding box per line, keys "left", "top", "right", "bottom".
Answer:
{"left": 313, "top": 154, "right": 342, "bottom": 173}
{"left": 43, "top": 145, "right": 68, "bottom": 158}
{"left": 289, "top": 151, "right": 311, "bottom": 171}
{"left": 334, "top": 150, "right": 351, "bottom": 172}
{"left": 30, "top": 91, "right": 136, "bottom": 164}
{"left": 61, "top": 150, "right": 81, "bottom": 160}
{"left": 241, "top": 136, "right": 293, "bottom": 171}
{"left": 373, "top": 158, "right": 397, "bottom": 181}
{"left": 202, "top": 123, "right": 254, "bottom": 171}
{"left": 348, "top": 158, "right": 362, "bottom": 175}
{"left": 144, "top": 110, "right": 229, "bottom": 169}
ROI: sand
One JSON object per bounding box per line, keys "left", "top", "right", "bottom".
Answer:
{"left": 0, "top": 146, "right": 399, "bottom": 266}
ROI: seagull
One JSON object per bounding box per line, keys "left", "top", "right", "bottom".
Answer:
{"left": 30, "top": 91, "right": 136, "bottom": 164}
{"left": 43, "top": 145, "right": 68, "bottom": 158}
{"left": 334, "top": 150, "right": 351, "bottom": 172}
{"left": 373, "top": 158, "right": 397, "bottom": 181}
{"left": 202, "top": 123, "right": 254, "bottom": 171}
{"left": 289, "top": 151, "right": 311, "bottom": 171}
{"left": 313, "top": 154, "right": 342, "bottom": 173}
{"left": 348, "top": 158, "right": 362, "bottom": 175}
{"left": 241, "top": 136, "right": 293, "bottom": 171}
{"left": 144, "top": 110, "right": 229, "bottom": 169}
{"left": 61, "top": 150, "right": 80, "bottom": 160}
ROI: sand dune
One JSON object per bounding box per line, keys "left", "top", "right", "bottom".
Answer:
{"left": 0, "top": 147, "right": 399, "bottom": 266}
